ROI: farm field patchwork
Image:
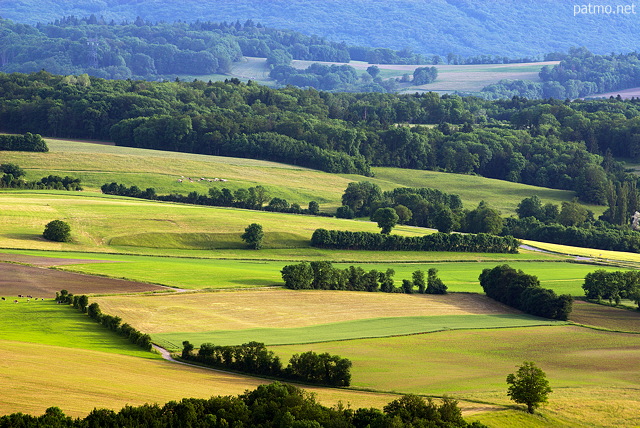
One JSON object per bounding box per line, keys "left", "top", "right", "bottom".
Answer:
{"left": 273, "top": 326, "right": 640, "bottom": 426}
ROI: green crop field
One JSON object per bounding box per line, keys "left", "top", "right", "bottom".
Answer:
{"left": 0, "top": 298, "right": 159, "bottom": 358}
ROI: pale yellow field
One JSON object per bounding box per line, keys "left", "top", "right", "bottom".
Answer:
{"left": 93, "top": 289, "right": 519, "bottom": 333}
{"left": 0, "top": 340, "right": 399, "bottom": 417}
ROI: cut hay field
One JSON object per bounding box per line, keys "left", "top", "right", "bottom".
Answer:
{"left": 0, "top": 340, "right": 398, "bottom": 418}
{"left": 273, "top": 326, "right": 640, "bottom": 427}
{"left": 92, "top": 290, "right": 563, "bottom": 349}
{"left": 1, "top": 137, "right": 595, "bottom": 216}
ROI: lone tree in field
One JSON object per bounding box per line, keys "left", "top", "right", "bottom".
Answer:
{"left": 372, "top": 207, "right": 399, "bottom": 234}
{"left": 506, "top": 361, "right": 552, "bottom": 414}
{"left": 241, "top": 223, "right": 264, "bottom": 249}
{"left": 43, "top": 220, "right": 71, "bottom": 242}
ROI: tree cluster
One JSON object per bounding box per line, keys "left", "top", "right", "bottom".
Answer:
{"left": 101, "top": 182, "right": 327, "bottom": 217}
{"left": 311, "top": 228, "right": 520, "bottom": 253}
{"left": 0, "top": 132, "right": 48, "bottom": 151}
{"left": 1, "top": 163, "right": 82, "bottom": 191}
{"left": 479, "top": 265, "right": 573, "bottom": 320}
{"left": 182, "top": 341, "right": 351, "bottom": 387}
{"left": 57, "top": 290, "right": 153, "bottom": 351}
{"left": 0, "top": 381, "right": 485, "bottom": 428}
{"left": 582, "top": 269, "right": 640, "bottom": 307}
{"left": 502, "top": 196, "right": 640, "bottom": 253}
{"left": 281, "top": 261, "right": 448, "bottom": 294}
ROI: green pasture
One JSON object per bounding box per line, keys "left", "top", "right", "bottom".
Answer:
{"left": 0, "top": 298, "right": 158, "bottom": 359}
{"left": 153, "top": 314, "right": 566, "bottom": 351}
{"left": 0, "top": 245, "right": 610, "bottom": 292}
{"left": 372, "top": 167, "right": 605, "bottom": 217}
{"left": 0, "top": 191, "right": 432, "bottom": 253}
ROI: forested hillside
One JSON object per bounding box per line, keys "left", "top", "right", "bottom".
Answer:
{"left": 2, "top": 0, "right": 639, "bottom": 57}
{"left": 480, "top": 48, "right": 640, "bottom": 99}
{"left": 4, "top": 71, "right": 640, "bottom": 206}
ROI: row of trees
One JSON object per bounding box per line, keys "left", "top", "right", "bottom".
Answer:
{"left": 101, "top": 182, "right": 326, "bottom": 216}
{"left": 0, "top": 132, "right": 48, "bottom": 151}
{"left": 582, "top": 270, "right": 640, "bottom": 307}
{"left": 182, "top": 341, "right": 352, "bottom": 387}
{"left": 479, "top": 265, "right": 573, "bottom": 320}
{"left": 1, "top": 163, "right": 82, "bottom": 190}
{"left": 0, "top": 382, "right": 484, "bottom": 427}
{"left": 281, "top": 261, "right": 448, "bottom": 294}
{"left": 311, "top": 229, "right": 520, "bottom": 253}
{"left": 57, "top": 290, "right": 153, "bottom": 351}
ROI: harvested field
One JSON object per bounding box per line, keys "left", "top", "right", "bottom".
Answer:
{"left": 570, "top": 300, "right": 640, "bottom": 333}
{"left": 0, "top": 262, "right": 166, "bottom": 297}
{"left": 588, "top": 86, "right": 640, "bottom": 99}
{"left": 93, "top": 289, "right": 523, "bottom": 334}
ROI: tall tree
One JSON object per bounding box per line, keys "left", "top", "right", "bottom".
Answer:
{"left": 241, "top": 223, "right": 264, "bottom": 249}
{"left": 372, "top": 207, "right": 399, "bottom": 234}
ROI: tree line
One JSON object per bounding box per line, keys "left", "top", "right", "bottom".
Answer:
{"left": 0, "top": 381, "right": 485, "bottom": 428}
{"left": 582, "top": 270, "right": 640, "bottom": 308}
{"left": 502, "top": 195, "right": 640, "bottom": 253}
{"left": 101, "top": 181, "right": 328, "bottom": 216}
{"left": 479, "top": 265, "right": 573, "bottom": 320}
{"left": 56, "top": 289, "right": 153, "bottom": 351}
{"left": 181, "top": 341, "right": 352, "bottom": 387}
{"left": 281, "top": 261, "right": 447, "bottom": 294}
{"left": 311, "top": 229, "right": 520, "bottom": 253}
{"left": 0, "top": 132, "right": 47, "bottom": 151}
{"left": 1, "top": 163, "right": 82, "bottom": 190}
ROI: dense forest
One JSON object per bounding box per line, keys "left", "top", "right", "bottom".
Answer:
{"left": 0, "top": 16, "right": 359, "bottom": 80}
{"left": 3, "top": 0, "right": 640, "bottom": 58}
{"left": 6, "top": 71, "right": 640, "bottom": 205}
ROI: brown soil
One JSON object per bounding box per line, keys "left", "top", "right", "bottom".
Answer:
{"left": 0, "top": 252, "right": 116, "bottom": 267}
{"left": 0, "top": 262, "right": 166, "bottom": 297}
{"left": 570, "top": 300, "right": 640, "bottom": 333}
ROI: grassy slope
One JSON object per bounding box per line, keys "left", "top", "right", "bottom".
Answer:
{"left": 0, "top": 137, "right": 601, "bottom": 216}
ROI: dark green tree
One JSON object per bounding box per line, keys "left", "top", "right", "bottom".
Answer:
{"left": 372, "top": 207, "right": 399, "bottom": 234}
{"left": 426, "top": 268, "right": 447, "bottom": 294}
{"left": 43, "top": 220, "right": 71, "bottom": 242}
{"left": 506, "top": 362, "right": 552, "bottom": 414}
{"left": 308, "top": 200, "right": 319, "bottom": 215}
{"left": 241, "top": 223, "right": 264, "bottom": 249}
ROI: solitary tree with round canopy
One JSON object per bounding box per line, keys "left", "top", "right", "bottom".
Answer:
{"left": 506, "top": 361, "right": 552, "bottom": 414}
{"left": 43, "top": 220, "right": 71, "bottom": 242}
{"left": 241, "top": 223, "right": 264, "bottom": 249}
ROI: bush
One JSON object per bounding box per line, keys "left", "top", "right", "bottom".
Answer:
{"left": 43, "top": 220, "right": 71, "bottom": 242}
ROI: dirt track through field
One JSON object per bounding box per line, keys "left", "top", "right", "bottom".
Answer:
{"left": 0, "top": 258, "right": 167, "bottom": 297}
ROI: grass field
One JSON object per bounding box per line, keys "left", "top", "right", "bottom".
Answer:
{"left": 273, "top": 326, "right": 640, "bottom": 426}
{"left": 152, "top": 315, "right": 566, "bottom": 350}
{"left": 0, "top": 137, "right": 597, "bottom": 217}
{"left": 0, "top": 298, "right": 159, "bottom": 358}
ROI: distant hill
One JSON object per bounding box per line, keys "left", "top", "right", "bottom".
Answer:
{"left": 1, "top": 0, "right": 639, "bottom": 57}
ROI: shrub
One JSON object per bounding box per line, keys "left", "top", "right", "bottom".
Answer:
{"left": 43, "top": 220, "right": 71, "bottom": 242}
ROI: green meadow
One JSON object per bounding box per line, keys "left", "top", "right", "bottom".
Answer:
{"left": 0, "top": 298, "right": 159, "bottom": 359}
{"left": 152, "top": 314, "right": 566, "bottom": 350}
